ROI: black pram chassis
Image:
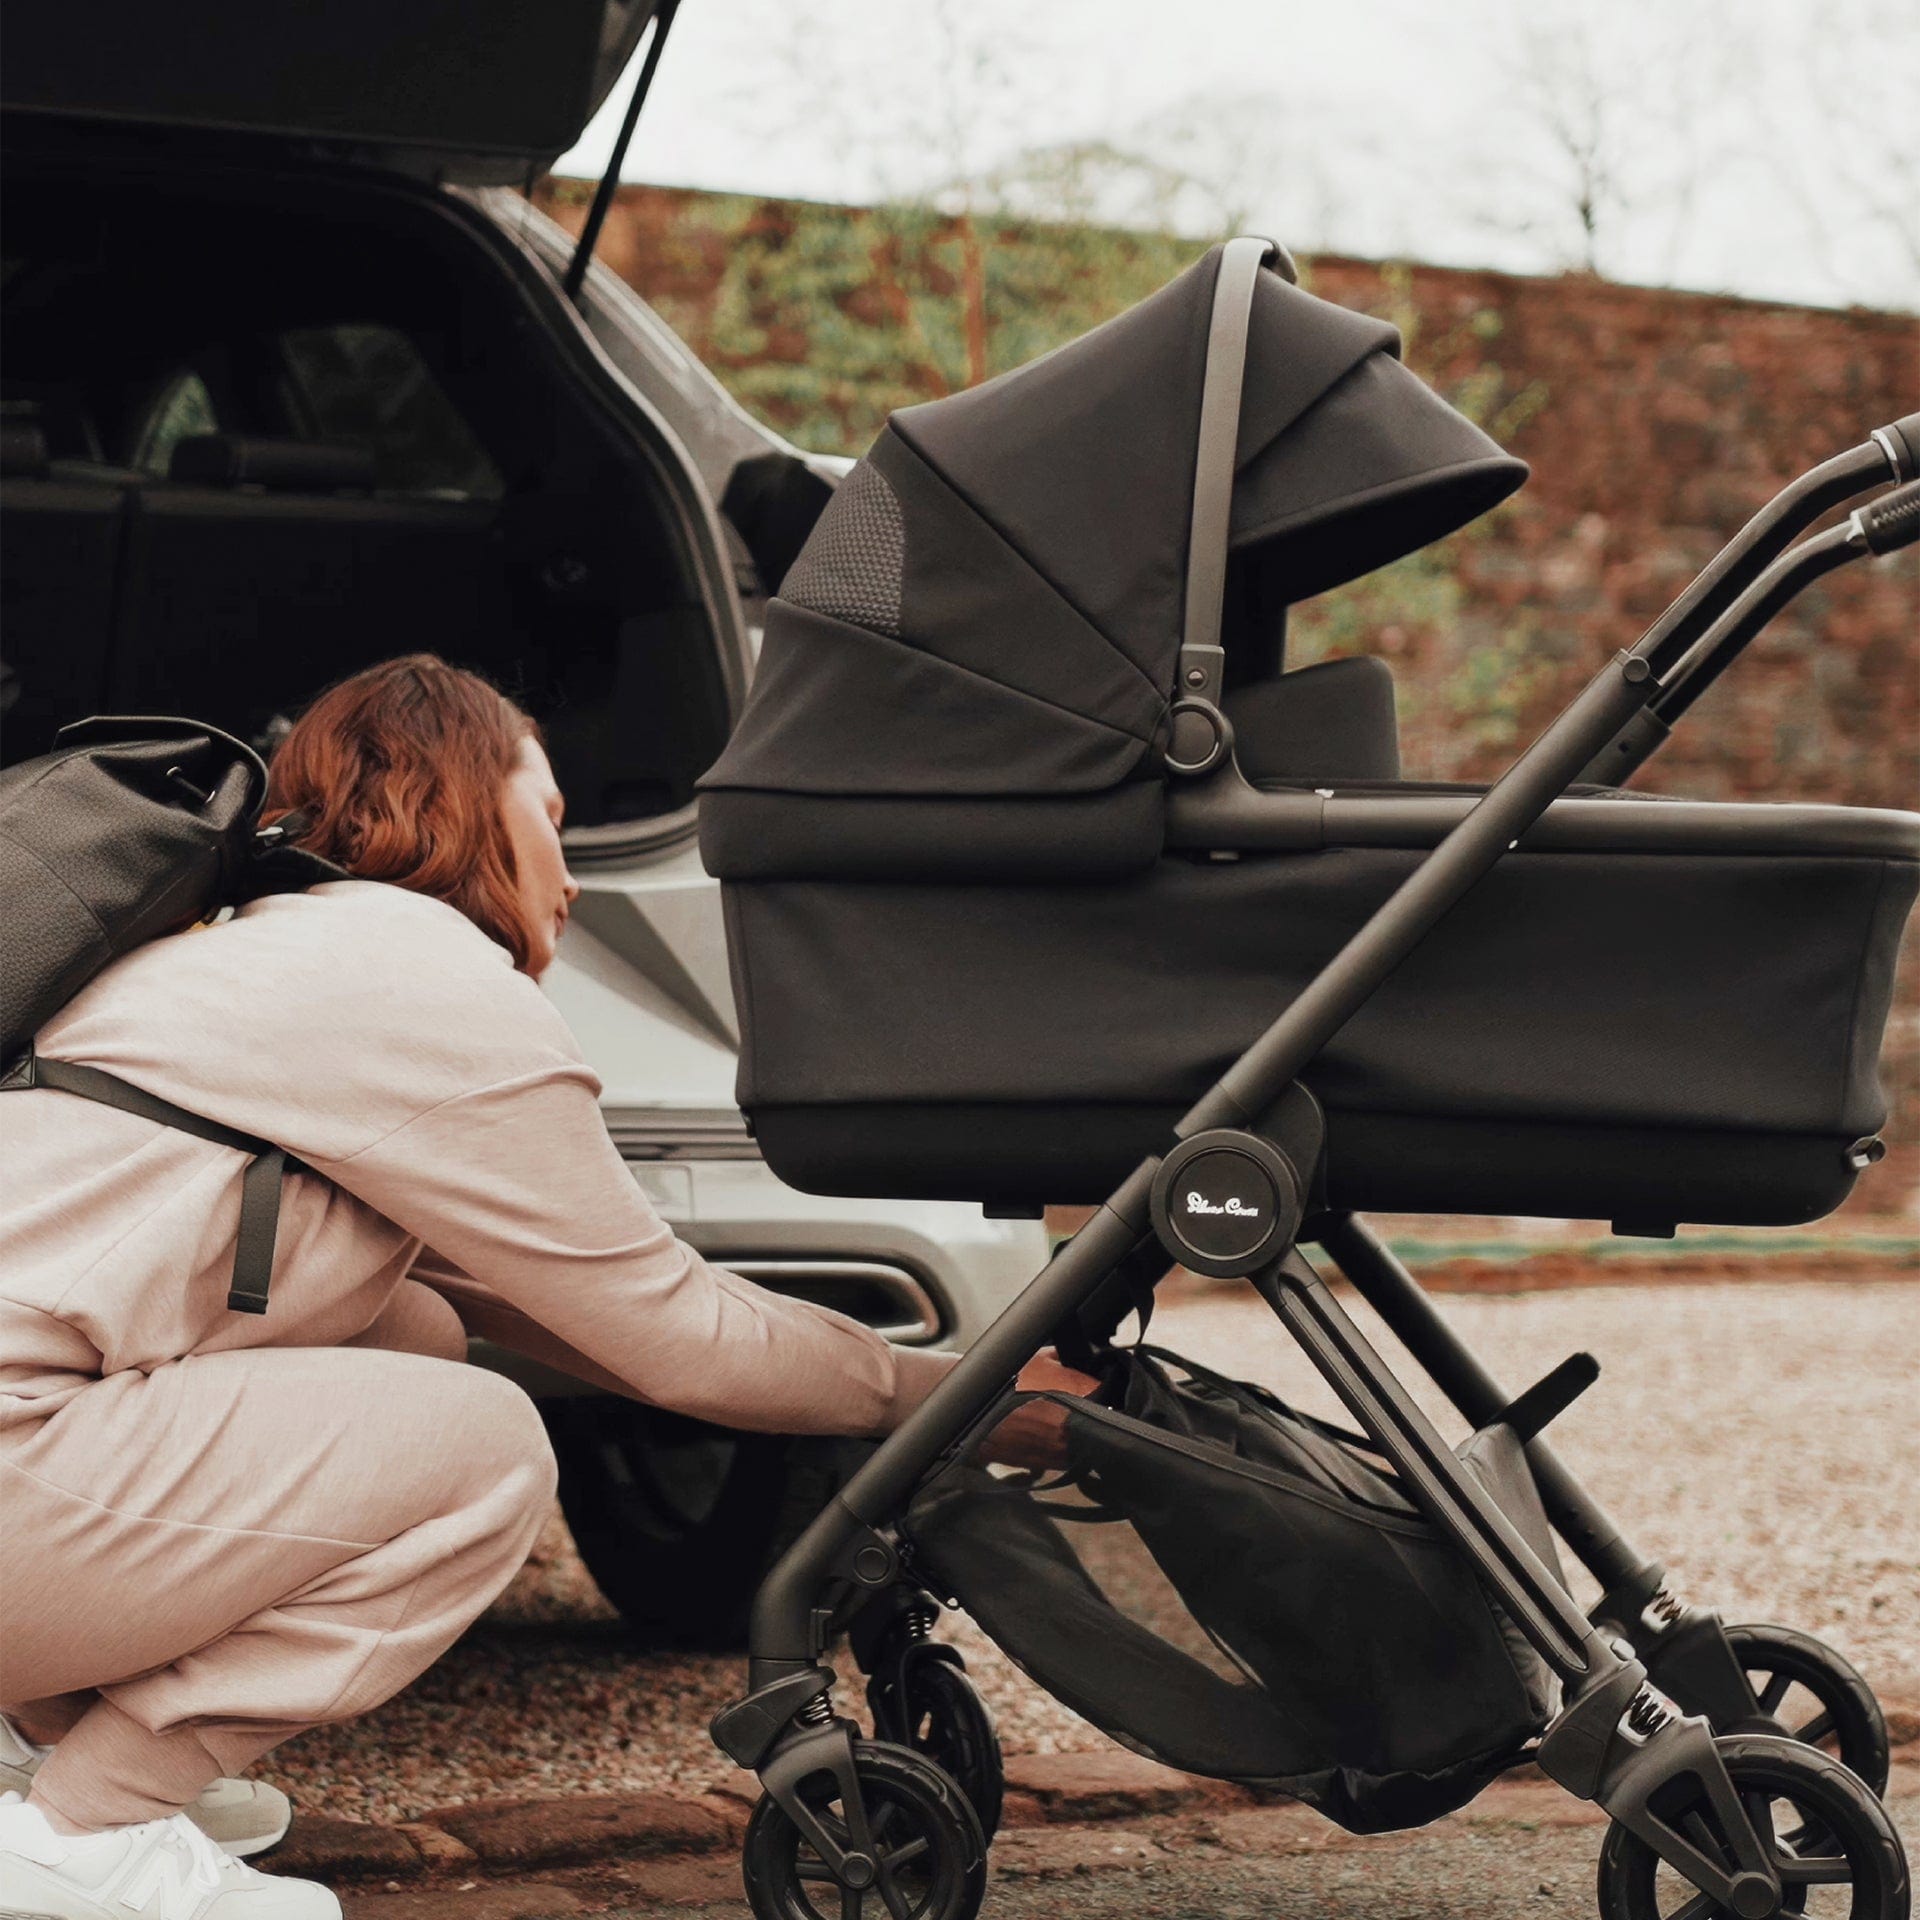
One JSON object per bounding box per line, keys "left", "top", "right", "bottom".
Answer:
{"left": 714, "top": 245, "right": 1920, "bottom": 1920}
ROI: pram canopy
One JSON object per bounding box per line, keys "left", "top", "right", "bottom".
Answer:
{"left": 700, "top": 245, "right": 1526, "bottom": 876}
{"left": 702, "top": 244, "right": 1919, "bottom": 1227}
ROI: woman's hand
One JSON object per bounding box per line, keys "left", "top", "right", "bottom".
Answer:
{"left": 972, "top": 1350, "right": 1103, "bottom": 1470}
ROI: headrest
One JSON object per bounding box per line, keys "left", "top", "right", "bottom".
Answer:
{"left": 168, "top": 435, "right": 376, "bottom": 493}
{"left": 0, "top": 421, "right": 51, "bottom": 478}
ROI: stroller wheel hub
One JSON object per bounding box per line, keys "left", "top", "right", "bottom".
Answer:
{"left": 1725, "top": 1873, "right": 1779, "bottom": 1919}
{"left": 1151, "top": 1130, "right": 1302, "bottom": 1276}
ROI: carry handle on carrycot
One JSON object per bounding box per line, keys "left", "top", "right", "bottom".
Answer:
{"left": 1165, "top": 235, "right": 1295, "bottom": 777}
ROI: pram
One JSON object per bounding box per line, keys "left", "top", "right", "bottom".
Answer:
{"left": 704, "top": 239, "right": 1920, "bottom": 1920}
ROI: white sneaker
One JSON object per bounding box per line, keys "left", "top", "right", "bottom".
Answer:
{"left": 0, "top": 1794, "right": 338, "bottom": 1920}
{"left": 0, "top": 1721, "right": 289, "bottom": 1860}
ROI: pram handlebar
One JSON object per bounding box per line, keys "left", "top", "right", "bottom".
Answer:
{"left": 1581, "top": 419, "right": 1917, "bottom": 782}
{"left": 1856, "top": 475, "right": 1920, "bottom": 554}
{"left": 1650, "top": 482, "right": 1920, "bottom": 730}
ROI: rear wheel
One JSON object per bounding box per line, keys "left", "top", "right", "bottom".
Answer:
{"left": 1722, "top": 1625, "right": 1890, "bottom": 1799}
{"left": 868, "top": 1652, "right": 1005, "bottom": 1840}
{"left": 544, "top": 1399, "right": 871, "bottom": 1649}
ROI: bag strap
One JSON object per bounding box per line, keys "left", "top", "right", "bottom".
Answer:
{"left": 1, "top": 1047, "right": 292, "bottom": 1315}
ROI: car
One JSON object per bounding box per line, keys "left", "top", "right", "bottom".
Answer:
{"left": 0, "top": 0, "right": 1047, "bottom": 1648}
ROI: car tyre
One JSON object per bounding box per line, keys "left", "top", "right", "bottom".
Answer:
{"left": 543, "top": 1397, "right": 872, "bottom": 1650}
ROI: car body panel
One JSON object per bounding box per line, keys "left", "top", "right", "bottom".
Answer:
{"left": 1, "top": 0, "right": 656, "bottom": 184}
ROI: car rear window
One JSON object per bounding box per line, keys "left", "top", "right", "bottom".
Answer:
{"left": 131, "top": 369, "right": 222, "bottom": 476}
{"left": 274, "top": 323, "right": 502, "bottom": 499}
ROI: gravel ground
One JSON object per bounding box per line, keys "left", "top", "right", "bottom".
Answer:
{"left": 269, "top": 1276, "right": 1920, "bottom": 1824}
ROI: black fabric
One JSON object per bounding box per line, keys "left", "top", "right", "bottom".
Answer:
{"left": 701, "top": 783, "right": 1165, "bottom": 883}
{"left": 745, "top": 1107, "right": 1874, "bottom": 1224}
{"left": 699, "top": 242, "right": 1525, "bottom": 847}
{"left": 905, "top": 1349, "right": 1552, "bottom": 1831}
{"left": 0, "top": 719, "right": 339, "bottom": 1314}
{"left": 0, "top": 718, "right": 341, "bottom": 1060}
{"left": 723, "top": 814, "right": 1917, "bottom": 1220}
{"left": 1225, "top": 656, "right": 1401, "bottom": 785}
{"left": 730, "top": 842, "right": 1912, "bottom": 1132}
{"left": 1229, "top": 352, "right": 1525, "bottom": 603}
{"left": 703, "top": 600, "right": 1153, "bottom": 801}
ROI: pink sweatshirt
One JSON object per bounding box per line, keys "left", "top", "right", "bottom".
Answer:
{"left": 0, "top": 880, "right": 954, "bottom": 1434}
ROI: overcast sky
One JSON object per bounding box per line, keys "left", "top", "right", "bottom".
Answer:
{"left": 557, "top": 0, "right": 1920, "bottom": 314}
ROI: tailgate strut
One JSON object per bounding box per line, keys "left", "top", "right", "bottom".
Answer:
{"left": 564, "top": 0, "right": 683, "bottom": 304}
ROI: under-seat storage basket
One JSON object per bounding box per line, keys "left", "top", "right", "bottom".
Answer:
{"left": 904, "top": 1348, "right": 1558, "bottom": 1833}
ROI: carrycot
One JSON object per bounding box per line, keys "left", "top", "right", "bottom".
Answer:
{"left": 700, "top": 244, "right": 1919, "bottom": 1228}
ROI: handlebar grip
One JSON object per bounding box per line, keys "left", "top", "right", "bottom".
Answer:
{"left": 1855, "top": 480, "right": 1920, "bottom": 556}
{"left": 1872, "top": 414, "right": 1920, "bottom": 481}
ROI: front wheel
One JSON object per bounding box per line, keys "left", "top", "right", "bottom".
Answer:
{"left": 1596, "top": 1733, "right": 1909, "bottom": 1920}
{"left": 742, "top": 1740, "right": 988, "bottom": 1920}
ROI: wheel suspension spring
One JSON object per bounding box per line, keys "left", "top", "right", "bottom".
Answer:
{"left": 1624, "top": 1685, "right": 1673, "bottom": 1741}
{"left": 1642, "top": 1586, "right": 1685, "bottom": 1634}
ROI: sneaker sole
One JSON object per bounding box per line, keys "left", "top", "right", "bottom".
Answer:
{"left": 215, "top": 1812, "right": 290, "bottom": 1861}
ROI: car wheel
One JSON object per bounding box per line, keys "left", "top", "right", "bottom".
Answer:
{"left": 542, "top": 1397, "right": 873, "bottom": 1650}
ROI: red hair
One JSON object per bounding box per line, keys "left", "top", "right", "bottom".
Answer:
{"left": 264, "top": 655, "right": 544, "bottom": 972}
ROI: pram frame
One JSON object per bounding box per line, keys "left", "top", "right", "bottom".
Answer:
{"left": 716, "top": 240, "right": 1920, "bottom": 1911}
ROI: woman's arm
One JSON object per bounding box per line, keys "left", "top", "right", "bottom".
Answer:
{"left": 412, "top": 1250, "right": 1095, "bottom": 1466}
{"left": 317, "top": 1062, "right": 953, "bottom": 1438}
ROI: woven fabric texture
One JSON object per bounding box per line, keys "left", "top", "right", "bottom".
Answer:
{"left": 781, "top": 462, "right": 905, "bottom": 636}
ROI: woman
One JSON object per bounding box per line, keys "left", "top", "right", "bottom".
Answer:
{"left": 0, "top": 656, "right": 1088, "bottom": 1920}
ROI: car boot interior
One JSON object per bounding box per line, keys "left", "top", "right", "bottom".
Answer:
{"left": 0, "top": 146, "right": 733, "bottom": 832}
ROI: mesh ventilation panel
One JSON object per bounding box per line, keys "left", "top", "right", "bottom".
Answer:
{"left": 781, "top": 460, "right": 905, "bottom": 636}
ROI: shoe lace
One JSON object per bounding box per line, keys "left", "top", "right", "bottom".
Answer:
{"left": 162, "top": 1815, "right": 234, "bottom": 1895}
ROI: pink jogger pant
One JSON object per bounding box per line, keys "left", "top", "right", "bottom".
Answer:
{"left": 0, "top": 1283, "right": 556, "bottom": 1829}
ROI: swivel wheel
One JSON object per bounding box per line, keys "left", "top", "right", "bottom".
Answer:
{"left": 742, "top": 1740, "right": 988, "bottom": 1920}
{"left": 1596, "top": 1734, "right": 1909, "bottom": 1920}
{"left": 868, "top": 1649, "right": 1005, "bottom": 1839}
{"left": 1721, "top": 1625, "right": 1891, "bottom": 1799}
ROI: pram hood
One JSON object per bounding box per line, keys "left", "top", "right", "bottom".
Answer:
{"left": 700, "top": 242, "right": 1526, "bottom": 811}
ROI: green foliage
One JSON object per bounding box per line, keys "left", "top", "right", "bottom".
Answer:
{"left": 636, "top": 191, "right": 1203, "bottom": 456}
